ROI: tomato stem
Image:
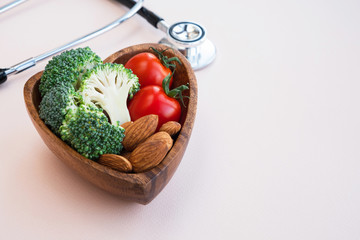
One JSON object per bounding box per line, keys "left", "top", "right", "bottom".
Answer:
{"left": 151, "top": 47, "right": 188, "bottom": 106}
{"left": 162, "top": 72, "right": 189, "bottom": 107}
{"left": 150, "top": 47, "right": 182, "bottom": 69}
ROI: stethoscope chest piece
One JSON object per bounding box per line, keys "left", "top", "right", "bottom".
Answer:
{"left": 169, "top": 22, "right": 205, "bottom": 44}
{"left": 159, "top": 21, "right": 216, "bottom": 70}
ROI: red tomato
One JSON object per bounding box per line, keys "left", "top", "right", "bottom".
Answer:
{"left": 125, "top": 52, "right": 173, "bottom": 88}
{"left": 128, "top": 85, "right": 181, "bottom": 130}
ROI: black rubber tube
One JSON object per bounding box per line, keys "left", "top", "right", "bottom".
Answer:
{"left": 115, "top": 0, "right": 163, "bottom": 28}
{"left": 0, "top": 69, "right": 8, "bottom": 85}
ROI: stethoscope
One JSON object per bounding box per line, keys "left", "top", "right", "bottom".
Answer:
{"left": 0, "top": 0, "right": 216, "bottom": 85}
{"left": 116, "top": 0, "right": 216, "bottom": 71}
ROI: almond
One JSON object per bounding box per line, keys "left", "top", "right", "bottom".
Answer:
{"left": 129, "top": 133, "right": 173, "bottom": 173}
{"left": 99, "top": 154, "right": 133, "bottom": 173}
{"left": 146, "top": 131, "right": 173, "bottom": 149}
{"left": 159, "top": 121, "right": 181, "bottom": 136}
{"left": 122, "top": 114, "right": 158, "bottom": 151}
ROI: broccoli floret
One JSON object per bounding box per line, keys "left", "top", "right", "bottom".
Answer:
{"left": 39, "top": 83, "right": 80, "bottom": 135}
{"left": 59, "top": 104, "right": 125, "bottom": 160}
{"left": 38, "top": 47, "right": 136, "bottom": 160}
{"left": 39, "top": 47, "right": 102, "bottom": 97}
{"left": 79, "top": 63, "right": 140, "bottom": 126}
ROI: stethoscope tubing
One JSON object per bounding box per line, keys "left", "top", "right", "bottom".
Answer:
{"left": 0, "top": 0, "right": 144, "bottom": 84}
{"left": 0, "top": 0, "right": 27, "bottom": 14}
{"left": 114, "top": 0, "right": 164, "bottom": 29}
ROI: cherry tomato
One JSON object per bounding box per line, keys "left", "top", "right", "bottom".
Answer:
{"left": 128, "top": 85, "right": 181, "bottom": 130}
{"left": 125, "top": 52, "right": 173, "bottom": 88}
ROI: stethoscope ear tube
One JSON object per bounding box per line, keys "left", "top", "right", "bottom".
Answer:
{"left": 115, "top": 0, "right": 163, "bottom": 28}
{"left": 0, "top": 0, "right": 27, "bottom": 14}
{"left": 0, "top": 0, "right": 144, "bottom": 85}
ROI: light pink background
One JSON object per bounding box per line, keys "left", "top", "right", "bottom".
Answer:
{"left": 1, "top": 0, "right": 360, "bottom": 239}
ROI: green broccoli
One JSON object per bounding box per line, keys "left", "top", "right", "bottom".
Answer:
{"left": 39, "top": 82, "right": 80, "bottom": 135}
{"left": 79, "top": 63, "right": 140, "bottom": 126}
{"left": 39, "top": 47, "right": 102, "bottom": 97}
{"left": 59, "top": 104, "right": 125, "bottom": 160}
{"left": 37, "top": 47, "right": 137, "bottom": 160}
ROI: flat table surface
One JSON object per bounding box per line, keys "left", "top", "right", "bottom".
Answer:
{"left": 1, "top": 0, "right": 360, "bottom": 239}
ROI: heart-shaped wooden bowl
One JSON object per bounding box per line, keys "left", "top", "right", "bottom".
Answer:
{"left": 23, "top": 43, "right": 197, "bottom": 204}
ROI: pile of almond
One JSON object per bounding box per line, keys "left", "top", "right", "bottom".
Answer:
{"left": 98, "top": 114, "right": 181, "bottom": 173}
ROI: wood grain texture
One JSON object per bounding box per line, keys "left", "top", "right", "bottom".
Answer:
{"left": 23, "top": 43, "right": 198, "bottom": 204}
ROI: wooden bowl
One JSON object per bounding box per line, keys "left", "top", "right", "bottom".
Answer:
{"left": 23, "top": 43, "right": 197, "bottom": 204}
